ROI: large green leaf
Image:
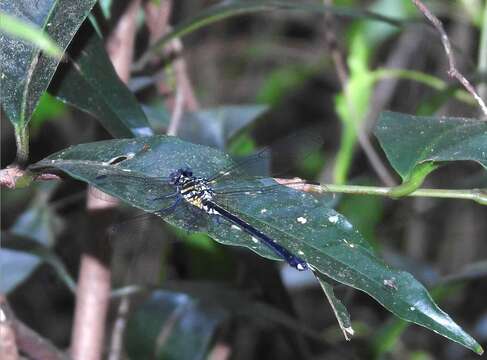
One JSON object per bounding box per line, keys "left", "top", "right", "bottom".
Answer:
{"left": 0, "top": 0, "right": 98, "bottom": 159}
{"left": 125, "top": 290, "right": 225, "bottom": 360}
{"left": 29, "top": 136, "right": 482, "bottom": 353}
{"left": 375, "top": 112, "right": 487, "bottom": 187}
{"left": 49, "top": 21, "right": 153, "bottom": 138}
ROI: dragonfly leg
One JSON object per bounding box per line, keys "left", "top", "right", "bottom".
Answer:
{"left": 154, "top": 196, "right": 182, "bottom": 216}
{"left": 147, "top": 192, "right": 179, "bottom": 202}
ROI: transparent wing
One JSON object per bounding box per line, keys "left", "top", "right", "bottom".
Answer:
{"left": 90, "top": 167, "right": 176, "bottom": 210}
{"left": 208, "top": 127, "right": 324, "bottom": 184}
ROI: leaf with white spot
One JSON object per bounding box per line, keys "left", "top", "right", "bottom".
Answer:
{"left": 30, "top": 136, "right": 482, "bottom": 354}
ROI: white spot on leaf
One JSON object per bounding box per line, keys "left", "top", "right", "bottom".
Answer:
{"left": 328, "top": 215, "right": 339, "bottom": 224}
{"left": 297, "top": 216, "right": 307, "bottom": 224}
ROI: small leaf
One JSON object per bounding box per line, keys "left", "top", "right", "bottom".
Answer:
{"left": 375, "top": 112, "right": 487, "bottom": 187}
{"left": 30, "top": 136, "right": 482, "bottom": 353}
{"left": 49, "top": 21, "right": 153, "bottom": 138}
{"left": 125, "top": 290, "right": 225, "bottom": 360}
{"left": 314, "top": 273, "right": 354, "bottom": 341}
{"left": 0, "top": 0, "right": 98, "bottom": 159}
{"left": 2, "top": 233, "right": 76, "bottom": 293}
{"left": 0, "top": 189, "right": 65, "bottom": 293}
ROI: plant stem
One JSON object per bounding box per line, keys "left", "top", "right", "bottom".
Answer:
{"left": 14, "top": 124, "right": 29, "bottom": 166}
{"left": 477, "top": 1, "right": 487, "bottom": 101}
{"left": 307, "top": 184, "right": 487, "bottom": 205}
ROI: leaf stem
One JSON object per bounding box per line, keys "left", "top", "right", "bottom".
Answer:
{"left": 14, "top": 124, "right": 29, "bottom": 166}
{"left": 306, "top": 183, "right": 487, "bottom": 205}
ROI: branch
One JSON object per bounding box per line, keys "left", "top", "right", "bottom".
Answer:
{"left": 412, "top": 0, "right": 487, "bottom": 118}
{"left": 0, "top": 166, "right": 60, "bottom": 189}
{"left": 71, "top": 2, "right": 141, "bottom": 359}
{"left": 278, "top": 179, "right": 487, "bottom": 205}
{"left": 144, "top": 0, "right": 200, "bottom": 136}
{"left": 322, "top": 0, "right": 397, "bottom": 186}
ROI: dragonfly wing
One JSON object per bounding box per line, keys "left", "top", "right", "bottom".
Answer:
{"left": 156, "top": 201, "right": 212, "bottom": 232}
{"left": 90, "top": 167, "right": 176, "bottom": 211}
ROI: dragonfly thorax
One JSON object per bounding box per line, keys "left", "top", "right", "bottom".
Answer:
{"left": 171, "top": 168, "right": 218, "bottom": 214}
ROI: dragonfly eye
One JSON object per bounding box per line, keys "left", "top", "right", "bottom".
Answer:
{"left": 182, "top": 167, "right": 193, "bottom": 177}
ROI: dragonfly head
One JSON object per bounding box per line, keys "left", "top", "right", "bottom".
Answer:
{"left": 169, "top": 167, "right": 193, "bottom": 185}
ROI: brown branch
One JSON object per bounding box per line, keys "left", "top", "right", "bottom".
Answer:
{"left": 322, "top": 0, "right": 396, "bottom": 186}
{"left": 412, "top": 0, "right": 487, "bottom": 118}
{"left": 167, "top": 40, "right": 186, "bottom": 136}
{"left": 106, "top": 0, "right": 142, "bottom": 83}
{"left": 1, "top": 166, "right": 60, "bottom": 189}
{"left": 0, "top": 297, "right": 19, "bottom": 360}
{"left": 144, "top": 0, "right": 199, "bottom": 136}
{"left": 70, "top": 253, "right": 112, "bottom": 360}
{"left": 71, "top": 2, "right": 142, "bottom": 360}
{"left": 107, "top": 297, "right": 130, "bottom": 360}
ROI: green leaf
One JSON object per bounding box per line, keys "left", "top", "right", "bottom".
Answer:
{"left": 125, "top": 290, "right": 225, "bottom": 360}
{"left": 49, "top": 21, "right": 153, "bottom": 138}
{"left": 375, "top": 112, "right": 487, "bottom": 188}
{"left": 0, "top": 0, "right": 98, "bottom": 161}
{"left": 0, "top": 186, "right": 65, "bottom": 293}
{"left": 0, "top": 12, "right": 63, "bottom": 58}
{"left": 133, "top": 0, "right": 404, "bottom": 71}
{"left": 31, "top": 93, "right": 67, "bottom": 132}
{"left": 315, "top": 274, "right": 354, "bottom": 340}
{"left": 142, "top": 104, "right": 267, "bottom": 147}
{"left": 30, "top": 136, "right": 482, "bottom": 353}
{"left": 2, "top": 233, "right": 76, "bottom": 294}
{"left": 177, "top": 105, "right": 268, "bottom": 148}
{"left": 162, "top": 280, "right": 322, "bottom": 340}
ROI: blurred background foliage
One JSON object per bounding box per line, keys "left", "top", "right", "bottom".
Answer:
{"left": 1, "top": 0, "right": 487, "bottom": 359}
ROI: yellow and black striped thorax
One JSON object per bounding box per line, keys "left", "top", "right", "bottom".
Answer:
{"left": 178, "top": 174, "right": 217, "bottom": 213}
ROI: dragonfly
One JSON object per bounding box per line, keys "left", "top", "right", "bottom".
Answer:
{"left": 93, "top": 132, "right": 324, "bottom": 271}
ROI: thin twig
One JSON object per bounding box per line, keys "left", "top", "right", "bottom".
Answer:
{"left": 167, "top": 46, "right": 186, "bottom": 136}
{"left": 106, "top": 0, "right": 142, "bottom": 83}
{"left": 0, "top": 298, "right": 19, "bottom": 360}
{"left": 322, "top": 0, "right": 396, "bottom": 186}
{"left": 107, "top": 297, "right": 131, "bottom": 360}
{"left": 276, "top": 179, "right": 487, "bottom": 205}
{"left": 0, "top": 166, "right": 60, "bottom": 189}
{"left": 477, "top": 2, "right": 487, "bottom": 101}
{"left": 412, "top": 0, "right": 487, "bottom": 118}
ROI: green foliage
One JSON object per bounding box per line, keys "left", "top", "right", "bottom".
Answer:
{"left": 49, "top": 21, "right": 153, "bottom": 138}
{"left": 30, "top": 136, "right": 482, "bottom": 353}
{"left": 0, "top": 0, "right": 98, "bottom": 161}
{"left": 2, "top": 0, "right": 486, "bottom": 357}
{"left": 376, "top": 112, "right": 487, "bottom": 194}
{"left": 0, "top": 12, "right": 63, "bottom": 58}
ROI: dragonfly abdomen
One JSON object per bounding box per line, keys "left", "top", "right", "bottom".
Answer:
{"left": 207, "top": 201, "right": 308, "bottom": 271}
